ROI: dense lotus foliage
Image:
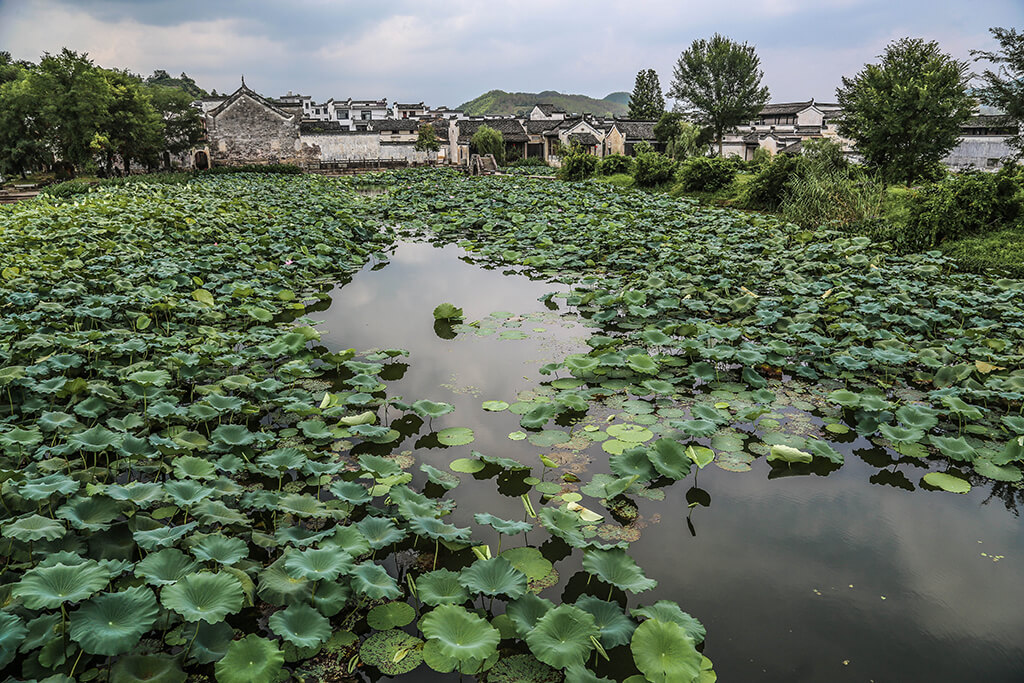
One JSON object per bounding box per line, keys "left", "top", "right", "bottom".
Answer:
{"left": 0, "top": 174, "right": 714, "bottom": 682}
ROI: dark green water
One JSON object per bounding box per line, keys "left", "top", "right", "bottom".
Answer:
{"left": 320, "top": 239, "right": 1024, "bottom": 682}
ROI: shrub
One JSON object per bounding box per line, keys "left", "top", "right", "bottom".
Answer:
{"left": 676, "top": 156, "right": 735, "bottom": 192}
{"left": 199, "top": 164, "right": 302, "bottom": 175}
{"left": 39, "top": 180, "right": 91, "bottom": 198}
{"left": 750, "top": 147, "right": 772, "bottom": 169}
{"left": 633, "top": 149, "right": 677, "bottom": 188}
{"left": 598, "top": 154, "right": 633, "bottom": 176}
{"left": 505, "top": 157, "right": 550, "bottom": 168}
{"left": 802, "top": 138, "right": 848, "bottom": 174}
{"left": 780, "top": 171, "right": 887, "bottom": 230}
{"left": 897, "top": 170, "right": 1021, "bottom": 250}
{"left": 743, "top": 155, "right": 806, "bottom": 210}
{"left": 558, "top": 146, "right": 599, "bottom": 181}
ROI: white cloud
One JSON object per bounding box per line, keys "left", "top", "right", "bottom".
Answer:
{"left": 0, "top": 0, "right": 288, "bottom": 92}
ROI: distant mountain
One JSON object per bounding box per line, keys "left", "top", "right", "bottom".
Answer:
{"left": 457, "top": 89, "right": 629, "bottom": 117}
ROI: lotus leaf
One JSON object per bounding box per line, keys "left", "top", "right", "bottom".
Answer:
{"left": 767, "top": 444, "right": 814, "bottom": 464}
{"left": 360, "top": 629, "right": 424, "bottom": 676}
{"left": 0, "top": 612, "right": 27, "bottom": 669}
{"left": 575, "top": 595, "right": 636, "bottom": 648}
{"left": 329, "top": 480, "right": 372, "bottom": 504}
{"left": 648, "top": 438, "right": 692, "bottom": 480}
{"left": 433, "top": 303, "right": 464, "bottom": 321}
{"left": 135, "top": 548, "right": 200, "bottom": 586}
{"left": 215, "top": 634, "right": 284, "bottom": 683}
{"left": 418, "top": 569, "right": 471, "bottom": 606}
{"left": 160, "top": 572, "right": 244, "bottom": 623}
{"left": 582, "top": 548, "right": 657, "bottom": 594}
{"left": 69, "top": 585, "right": 158, "bottom": 655}
{"left": 631, "top": 601, "right": 707, "bottom": 643}
{"left": 409, "top": 515, "right": 472, "bottom": 543}
{"left": 13, "top": 562, "right": 109, "bottom": 609}
{"left": 420, "top": 604, "right": 500, "bottom": 665}
{"left": 191, "top": 534, "right": 249, "bottom": 566}
{"left": 487, "top": 654, "right": 562, "bottom": 683}
{"left": 631, "top": 618, "right": 702, "bottom": 683}
{"left": 2, "top": 513, "right": 66, "bottom": 542}
{"left": 459, "top": 557, "right": 528, "bottom": 599}
{"left": 525, "top": 604, "right": 598, "bottom": 669}
{"left": 110, "top": 655, "right": 187, "bottom": 683}
{"left": 285, "top": 546, "right": 354, "bottom": 582}
{"left": 269, "top": 603, "right": 331, "bottom": 648}
{"left": 367, "top": 601, "right": 416, "bottom": 629}
{"left": 350, "top": 561, "right": 401, "bottom": 599}
{"left": 922, "top": 472, "right": 972, "bottom": 494}
{"left": 474, "top": 513, "right": 533, "bottom": 536}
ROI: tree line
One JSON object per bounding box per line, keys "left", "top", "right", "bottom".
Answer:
{"left": 626, "top": 27, "right": 1022, "bottom": 184}
{"left": 0, "top": 49, "right": 206, "bottom": 179}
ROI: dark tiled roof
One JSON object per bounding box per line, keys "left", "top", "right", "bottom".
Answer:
{"left": 525, "top": 120, "right": 557, "bottom": 134}
{"left": 614, "top": 120, "right": 658, "bottom": 140}
{"left": 568, "top": 132, "right": 599, "bottom": 146}
{"left": 759, "top": 101, "right": 815, "bottom": 116}
{"left": 456, "top": 119, "right": 529, "bottom": 143}
{"left": 394, "top": 102, "right": 425, "bottom": 108}
{"left": 211, "top": 84, "right": 294, "bottom": 120}
{"left": 963, "top": 114, "right": 1017, "bottom": 129}
{"left": 370, "top": 119, "right": 420, "bottom": 133}
{"left": 779, "top": 140, "right": 804, "bottom": 155}
{"left": 300, "top": 121, "right": 346, "bottom": 134}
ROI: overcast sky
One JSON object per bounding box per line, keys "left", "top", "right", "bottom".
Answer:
{"left": 1, "top": 0, "right": 1021, "bottom": 107}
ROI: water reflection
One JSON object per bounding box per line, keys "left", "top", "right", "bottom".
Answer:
{"left": 319, "top": 240, "right": 1024, "bottom": 682}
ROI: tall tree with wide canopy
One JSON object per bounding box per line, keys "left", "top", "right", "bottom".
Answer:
{"left": 836, "top": 37, "right": 973, "bottom": 184}
{"left": 972, "top": 26, "right": 1024, "bottom": 158}
{"left": 628, "top": 69, "right": 665, "bottom": 120}
{"left": 26, "top": 49, "right": 113, "bottom": 175}
{"left": 668, "top": 34, "right": 770, "bottom": 155}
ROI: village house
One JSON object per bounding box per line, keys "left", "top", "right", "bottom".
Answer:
{"left": 719, "top": 100, "right": 853, "bottom": 160}
{"left": 943, "top": 114, "right": 1019, "bottom": 170}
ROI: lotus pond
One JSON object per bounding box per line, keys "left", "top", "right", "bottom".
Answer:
{"left": 1, "top": 170, "right": 1024, "bottom": 683}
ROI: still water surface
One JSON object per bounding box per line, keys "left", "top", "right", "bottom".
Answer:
{"left": 319, "top": 239, "right": 1024, "bottom": 682}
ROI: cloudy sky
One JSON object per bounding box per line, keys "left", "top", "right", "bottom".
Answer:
{"left": 1, "top": 0, "right": 1021, "bottom": 107}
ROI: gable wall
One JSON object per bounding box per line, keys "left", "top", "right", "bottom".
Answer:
{"left": 208, "top": 95, "right": 314, "bottom": 166}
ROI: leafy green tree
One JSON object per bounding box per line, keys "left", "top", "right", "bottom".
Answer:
{"left": 415, "top": 123, "right": 441, "bottom": 152}
{"left": 836, "top": 37, "right": 973, "bottom": 184}
{"left": 145, "top": 84, "right": 205, "bottom": 158}
{"left": 971, "top": 27, "right": 1024, "bottom": 158}
{"left": 668, "top": 34, "right": 770, "bottom": 156}
{"left": 0, "top": 63, "right": 49, "bottom": 178}
{"left": 628, "top": 69, "right": 665, "bottom": 120}
{"left": 95, "top": 70, "right": 164, "bottom": 174}
{"left": 471, "top": 124, "right": 504, "bottom": 164}
{"left": 26, "top": 49, "right": 113, "bottom": 176}
{"left": 654, "top": 112, "right": 703, "bottom": 160}
{"left": 145, "top": 69, "right": 208, "bottom": 98}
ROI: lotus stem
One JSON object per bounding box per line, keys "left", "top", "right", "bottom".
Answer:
{"left": 68, "top": 648, "right": 84, "bottom": 677}
{"left": 433, "top": 537, "right": 439, "bottom": 570}
{"left": 183, "top": 623, "right": 200, "bottom": 660}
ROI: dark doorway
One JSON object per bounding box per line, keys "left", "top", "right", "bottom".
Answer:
{"left": 195, "top": 151, "right": 209, "bottom": 170}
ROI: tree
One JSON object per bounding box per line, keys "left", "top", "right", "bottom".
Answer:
{"left": 668, "top": 34, "right": 770, "bottom": 156}
{"left": 0, "top": 60, "right": 49, "bottom": 178}
{"left": 26, "top": 49, "right": 113, "bottom": 175}
{"left": 471, "top": 124, "right": 504, "bottom": 164}
{"left": 972, "top": 27, "right": 1024, "bottom": 158}
{"left": 654, "top": 112, "right": 703, "bottom": 159}
{"left": 415, "top": 123, "right": 441, "bottom": 152}
{"left": 836, "top": 37, "right": 973, "bottom": 184}
{"left": 628, "top": 69, "right": 665, "bottom": 120}
{"left": 94, "top": 69, "right": 164, "bottom": 174}
{"left": 145, "top": 84, "right": 205, "bottom": 158}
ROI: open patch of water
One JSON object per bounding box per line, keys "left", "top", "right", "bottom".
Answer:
{"left": 319, "top": 240, "right": 1024, "bottom": 681}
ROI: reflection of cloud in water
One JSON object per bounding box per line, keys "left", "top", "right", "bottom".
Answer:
{"left": 317, "top": 239, "right": 1024, "bottom": 682}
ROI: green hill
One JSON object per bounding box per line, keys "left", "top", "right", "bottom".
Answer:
{"left": 457, "top": 89, "right": 629, "bottom": 117}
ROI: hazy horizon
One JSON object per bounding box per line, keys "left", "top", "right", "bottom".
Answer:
{"left": 1, "top": 0, "right": 1021, "bottom": 108}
